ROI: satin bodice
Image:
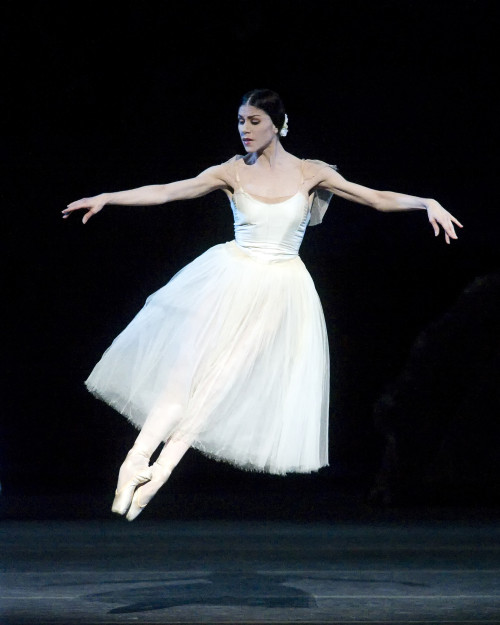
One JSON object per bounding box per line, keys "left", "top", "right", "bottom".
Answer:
{"left": 230, "top": 190, "right": 311, "bottom": 262}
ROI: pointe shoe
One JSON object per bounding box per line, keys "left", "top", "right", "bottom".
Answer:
{"left": 125, "top": 461, "right": 172, "bottom": 522}
{"left": 111, "top": 449, "right": 153, "bottom": 516}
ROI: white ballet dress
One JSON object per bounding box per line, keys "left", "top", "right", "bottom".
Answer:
{"left": 85, "top": 160, "right": 334, "bottom": 474}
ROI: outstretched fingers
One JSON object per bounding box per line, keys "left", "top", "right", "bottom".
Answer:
{"left": 445, "top": 219, "right": 457, "bottom": 243}
{"left": 428, "top": 211, "right": 463, "bottom": 244}
{"left": 81, "top": 208, "right": 96, "bottom": 224}
{"left": 429, "top": 217, "right": 440, "bottom": 238}
{"left": 443, "top": 214, "right": 464, "bottom": 243}
{"left": 62, "top": 198, "right": 103, "bottom": 223}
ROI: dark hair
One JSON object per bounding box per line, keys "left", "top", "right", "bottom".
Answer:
{"left": 241, "top": 89, "right": 286, "bottom": 133}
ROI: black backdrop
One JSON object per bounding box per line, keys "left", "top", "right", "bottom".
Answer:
{"left": 3, "top": 1, "right": 499, "bottom": 513}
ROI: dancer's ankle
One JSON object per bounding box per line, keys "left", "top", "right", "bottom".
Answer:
{"left": 127, "top": 445, "right": 151, "bottom": 460}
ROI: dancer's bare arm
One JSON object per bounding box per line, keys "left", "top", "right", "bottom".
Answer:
{"left": 63, "top": 164, "right": 230, "bottom": 224}
{"left": 309, "top": 162, "right": 463, "bottom": 244}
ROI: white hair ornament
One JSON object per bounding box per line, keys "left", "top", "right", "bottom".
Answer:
{"left": 279, "top": 114, "right": 289, "bottom": 137}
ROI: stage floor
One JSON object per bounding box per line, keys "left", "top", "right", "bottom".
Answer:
{"left": 1, "top": 514, "right": 500, "bottom": 624}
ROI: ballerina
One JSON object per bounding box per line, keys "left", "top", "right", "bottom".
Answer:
{"left": 63, "top": 89, "right": 462, "bottom": 520}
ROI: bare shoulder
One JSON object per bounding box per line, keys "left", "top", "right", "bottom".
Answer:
{"left": 303, "top": 158, "right": 337, "bottom": 175}
{"left": 207, "top": 154, "right": 245, "bottom": 196}
{"left": 218, "top": 154, "right": 245, "bottom": 172}
{"left": 301, "top": 159, "right": 338, "bottom": 188}
{"left": 201, "top": 155, "right": 242, "bottom": 179}
{"left": 225, "top": 154, "right": 245, "bottom": 163}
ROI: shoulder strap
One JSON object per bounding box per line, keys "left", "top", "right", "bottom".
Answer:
{"left": 299, "top": 159, "right": 305, "bottom": 185}
{"left": 235, "top": 158, "right": 241, "bottom": 184}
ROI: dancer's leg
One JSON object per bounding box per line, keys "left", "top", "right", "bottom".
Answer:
{"left": 125, "top": 437, "right": 192, "bottom": 521}
{"left": 112, "top": 401, "right": 185, "bottom": 516}
{"left": 133, "top": 401, "right": 185, "bottom": 457}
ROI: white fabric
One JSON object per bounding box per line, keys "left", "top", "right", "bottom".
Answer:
{"left": 85, "top": 189, "right": 330, "bottom": 474}
{"left": 306, "top": 160, "right": 338, "bottom": 226}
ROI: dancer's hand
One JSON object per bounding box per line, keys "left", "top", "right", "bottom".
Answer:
{"left": 426, "top": 200, "right": 463, "bottom": 244}
{"left": 62, "top": 195, "right": 107, "bottom": 224}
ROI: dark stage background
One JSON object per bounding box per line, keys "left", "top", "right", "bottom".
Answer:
{"left": 3, "top": 0, "right": 499, "bottom": 517}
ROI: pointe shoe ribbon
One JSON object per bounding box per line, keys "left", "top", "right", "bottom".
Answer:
{"left": 125, "top": 461, "right": 172, "bottom": 522}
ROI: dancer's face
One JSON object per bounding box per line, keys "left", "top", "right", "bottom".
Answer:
{"left": 238, "top": 105, "right": 278, "bottom": 152}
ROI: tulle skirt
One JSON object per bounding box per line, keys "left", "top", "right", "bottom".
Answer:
{"left": 85, "top": 240, "right": 329, "bottom": 474}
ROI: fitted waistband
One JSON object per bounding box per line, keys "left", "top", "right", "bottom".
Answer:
{"left": 225, "top": 240, "right": 301, "bottom": 265}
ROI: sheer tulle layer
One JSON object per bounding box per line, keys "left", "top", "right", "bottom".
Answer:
{"left": 85, "top": 240, "right": 329, "bottom": 474}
